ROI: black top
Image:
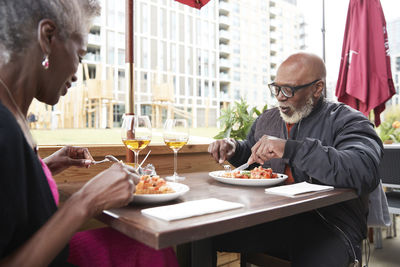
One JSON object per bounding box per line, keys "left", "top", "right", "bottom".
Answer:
{"left": 0, "top": 101, "right": 70, "bottom": 266}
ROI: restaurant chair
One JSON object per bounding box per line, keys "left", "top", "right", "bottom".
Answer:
{"left": 372, "top": 145, "right": 400, "bottom": 248}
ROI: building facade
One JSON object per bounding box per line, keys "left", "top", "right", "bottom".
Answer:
{"left": 47, "top": 0, "right": 305, "bottom": 129}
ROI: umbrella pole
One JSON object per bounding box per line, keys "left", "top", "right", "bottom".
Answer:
{"left": 125, "top": 0, "right": 134, "bottom": 163}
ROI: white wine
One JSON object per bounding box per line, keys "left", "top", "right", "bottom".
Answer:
{"left": 164, "top": 139, "right": 188, "bottom": 150}
{"left": 123, "top": 139, "right": 151, "bottom": 152}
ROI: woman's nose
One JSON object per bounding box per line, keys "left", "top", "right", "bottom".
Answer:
{"left": 71, "top": 74, "right": 77, "bottom": 82}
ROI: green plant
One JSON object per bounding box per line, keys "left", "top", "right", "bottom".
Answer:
{"left": 377, "top": 105, "right": 400, "bottom": 143}
{"left": 214, "top": 98, "right": 268, "bottom": 140}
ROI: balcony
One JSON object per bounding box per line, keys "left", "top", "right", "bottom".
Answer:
{"left": 219, "top": 72, "right": 231, "bottom": 83}
{"left": 88, "top": 33, "right": 101, "bottom": 47}
{"left": 92, "top": 17, "right": 101, "bottom": 29}
{"left": 219, "top": 1, "right": 230, "bottom": 15}
{"left": 270, "top": 55, "right": 278, "bottom": 65}
{"left": 219, "top": 44, "right": 231, "bottom": 56}
{"left": 219, "top": 58, "right": 231, "bottom": 70}
{"left": 270, "top": 19, "right": 278, "bottom": 31}
{"left": 219, "top": 15, "right": 230, "bottom": 29}
{"left": 219, "top": 30, "right": 230, "bottom": 43}
{"left": 270, "top": 7, "right": 280, "bottom": 16}
{"left": 83, "top": 52, "right": 101, "bottom": 63}
{"left": 270, "top": 32, "right": 279, "bottom": 42}
{"left": 270, "top": 43, "right": 279, "bottom": 53}
{"left": 219, "top": 91, "right": 231, "bottom": 101}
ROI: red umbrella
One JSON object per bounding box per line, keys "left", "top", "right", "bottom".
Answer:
{"left": 174, "top": 0, "right": 210, "bottom": 9}
{"left": 335, "top": 0, "right": 395, "bottom": 127}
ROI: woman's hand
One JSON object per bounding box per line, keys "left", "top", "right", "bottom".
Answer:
{"left": 76, "top": 163, "right": 139, "bottom": 217}
{"left": 43, "top": 146, "right": 94, "bottom": 175}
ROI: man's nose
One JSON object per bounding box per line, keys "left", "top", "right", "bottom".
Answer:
{"left": 71, "top": 74, "right": 77, "bottom": 82}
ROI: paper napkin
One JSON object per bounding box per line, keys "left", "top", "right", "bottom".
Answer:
{"left": 264, "top": 181, "right": 334, "bottom": 198}
{"left": 141, "top": 198, "right": 244, "bottom": 221}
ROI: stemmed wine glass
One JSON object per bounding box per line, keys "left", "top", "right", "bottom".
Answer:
{"left": 163, "top": 119, "right": 189, "bottom": 182}
{"left": 121, "top": 115, "right": 152, "bottom": 170}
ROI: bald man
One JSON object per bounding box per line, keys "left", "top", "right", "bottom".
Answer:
{"left": 209, "top": 53, "right": 383, "bottom": 266}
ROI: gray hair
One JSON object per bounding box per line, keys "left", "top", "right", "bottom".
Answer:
{"left": 0, "top": 0, "right": 101, "bottom": 63}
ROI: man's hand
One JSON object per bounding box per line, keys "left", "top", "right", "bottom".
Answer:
{"left": 248, "top": 135, "right": 286, "bottom": 165}
{"left": 208, "top": 138, "right": 236, "bottom": 164}
{"left": 43, "top": 146, "right": 94, "bottom": 175}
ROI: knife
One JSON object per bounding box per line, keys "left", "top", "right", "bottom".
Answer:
{"left": 138, "top": 150, "right": 151, "bottom": 169}
{"left": 231, "top": 162, "right": 249, "bottom": 172}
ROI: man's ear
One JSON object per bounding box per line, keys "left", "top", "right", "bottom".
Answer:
{"left": 313, "top": 80, "right": 325, "bottom": 98}
{"left": 37, "top": 19, "right": 57, "bottom": 56}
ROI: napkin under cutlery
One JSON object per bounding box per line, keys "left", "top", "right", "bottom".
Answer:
{"left": 141, "top": 198, "right": 244, "bottom": 221}
{"left": 264, "top": 181, "right": 334, "bottom": 198}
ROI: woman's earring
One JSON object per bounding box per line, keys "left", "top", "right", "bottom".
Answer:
{"left": 42, "top": 55, "right": 49, "bottom": 70}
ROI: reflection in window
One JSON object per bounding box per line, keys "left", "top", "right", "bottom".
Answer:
{"left": 179, "top": 45, "right": 185, "bottom": 73}
{"left": 179, "top": 13, "right": 184, "bottom": 42}
{"left": 204, "top": 51, "right": 209, "bottom": 77}
{"left": 118, "top": 49, "right": 124, "bottom": 66}
{"left": 186, "top": 47, "right": 193, "bottom": 75}
{"left": 141, "top": 3, "right": 148, "bottom": 34}
{"left": 197, "top": 79, "right": 202, "bottom": 96}
{"left": 151, "top": 6, "right": 157, "bottom": 36}
{"left": 151, "top": 39, "right": 157, "bottom": 69}
{"left": 233, "top": 72, "right": 240, "bottom": 81}
{"left": 197, "top": 49, "right": 201, "bottom": 76}
{"left": 107, "top": 47, "right": 114, "bottom": 65}
{"left": 205, "top": 81, "right": 209, "bottom": 97}
{"left": 160, "top": 9, "right": 166, "bottom": 38}
{"left": 171, "top": 44, "right": 176, "bottom": 71}
{"left": 211, "top": 52, "right": 216, "bottom": 78}
{"left": 118, "top": 70, "right": 125, "bottom": 92}
{"left": 171, "top": 12, "right": 176, "bottom": 40}
{"left": 141, "top": 38, "right": 149, "bottom": 69}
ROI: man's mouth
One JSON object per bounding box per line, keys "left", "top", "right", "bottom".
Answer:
{"left": 279, "top": 106, "right": 291, "bottom": 114}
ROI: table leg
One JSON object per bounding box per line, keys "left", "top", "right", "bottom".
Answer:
{"left": 191, "top": 238, "right": 214, "bottom": 267}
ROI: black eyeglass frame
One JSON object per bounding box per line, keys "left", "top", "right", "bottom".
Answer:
{"left": 268, "top": 79, "right": 320, "bottom": 98}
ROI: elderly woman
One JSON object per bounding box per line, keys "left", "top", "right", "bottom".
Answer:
{"left": 0, "top": 1, "right": 178, "bottom": 266}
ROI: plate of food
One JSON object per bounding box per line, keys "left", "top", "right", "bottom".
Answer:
{"left": 132, "top": 175, "right": 190, "bottom": 204}
{"left": 209, "top": 166, "right": 288, "bottom": 187}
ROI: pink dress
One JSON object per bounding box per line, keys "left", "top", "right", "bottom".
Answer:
{"left": 38, "top": 159, "right": 179, "bottom": 267}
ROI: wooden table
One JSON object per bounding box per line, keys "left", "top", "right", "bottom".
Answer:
{"left": 59, "top": 172, "right": 357, "bottom": 266}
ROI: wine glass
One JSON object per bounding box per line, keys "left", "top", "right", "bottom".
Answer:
{"left": 163, "top": 119, "right": 189, "bottom": 182}
{"left": 121, "top": 115, "right": 152, "bottom": 170}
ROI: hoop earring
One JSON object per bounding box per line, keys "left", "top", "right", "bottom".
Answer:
{"left": 42, "top": 55, "right": 49, "bottom": 70}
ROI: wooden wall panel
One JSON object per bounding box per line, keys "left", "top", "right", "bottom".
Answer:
{"left": 38, "top": 144, "right": 224, "bottom": 184}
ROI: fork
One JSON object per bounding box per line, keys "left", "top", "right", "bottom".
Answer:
{"left": 92, "top": 158, "right": 111, "bottom": 165}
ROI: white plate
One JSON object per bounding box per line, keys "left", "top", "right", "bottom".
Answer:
{"left": 209, "top": 170, "right": 288, "bottom": 187}
{"left": 132, "top": 182, "right": 190, "bottom": 204}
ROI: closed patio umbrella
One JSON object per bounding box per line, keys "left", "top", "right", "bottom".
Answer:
{"left": 174, "top": 0, "right": 210, "bottom": 9}
{"left": 335, "top": 0, "right": 395, "bottom": 126}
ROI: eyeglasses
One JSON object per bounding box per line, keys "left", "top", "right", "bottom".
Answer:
{"left": 268, "top": 79, "right": 320, "bottom": 98}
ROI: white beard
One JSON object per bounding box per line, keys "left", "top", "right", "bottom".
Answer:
{"left": 279, "top": 97, "right": 314, "bottom": 124}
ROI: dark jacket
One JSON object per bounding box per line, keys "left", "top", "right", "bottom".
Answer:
{"left": 229, "top": 98, "right": 383, "bottom": 244}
